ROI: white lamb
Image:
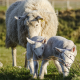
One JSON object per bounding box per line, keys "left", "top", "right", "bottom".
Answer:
{"left": 6, "top": 0, "right": 58, "bottom": 67}
{"left": 39, "top": 36, "right": 77, "bottom": 79}
{"left": 26, "top": 36, "right": 47, "bottom": 78}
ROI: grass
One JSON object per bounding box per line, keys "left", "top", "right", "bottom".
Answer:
{"left": 0, "top": 44, "right": 80, "bottom": 80}
{"left": 0, "top": 6, "right": 7, "bottom": 11}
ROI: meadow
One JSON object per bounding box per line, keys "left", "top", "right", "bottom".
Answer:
{"left": 0, "top": 44, "right": 80, "bottom": 80}
{"left": 0, "top": 6, "right": 80, "bottom": 80}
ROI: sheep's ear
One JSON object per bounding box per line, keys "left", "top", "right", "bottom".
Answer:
{"left": 71, "top": 46, "right": 76, "bottom": 52}
{"left": 14, "top": 16, "right": 19, "bottom": 20}
{"left": 26, "top": 37, "right": 35, "bottom": 44}
{"left": 36, "top": 16, "right": 44, "bottom": 22}
{"left": 42, "top": 38, "right": 46, "bottom": 44}
{"left": 14, "top": 15, "right": 26, "bottom": 20}
{"left": 55, "top": 47, "right": 63, "bottom": 53}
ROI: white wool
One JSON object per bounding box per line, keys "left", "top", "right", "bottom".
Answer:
{"left": 39, "top": 36, "right": 77, "bottom": 79}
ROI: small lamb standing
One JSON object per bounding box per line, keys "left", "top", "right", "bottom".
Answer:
{"left": 39, "top": 36, "right": 77, "bottom": 79}
{"left": 6, "top": 0, "right": 58, "bottom": 67}
{"left": 26, "top": 36, "right": 47, "bottom": 78}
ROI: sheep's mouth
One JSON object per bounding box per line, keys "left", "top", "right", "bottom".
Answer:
{"left": 37, "top": 56, "right": 42, "bottom": 59}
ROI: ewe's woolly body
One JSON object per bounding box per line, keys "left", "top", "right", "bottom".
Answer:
{"left": 6, "top": 0, "right": 58, "bottom": 48}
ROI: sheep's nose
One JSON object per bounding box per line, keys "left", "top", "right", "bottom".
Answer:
{"left": 38, "top": 55, "right": 42, "bottom": 58}
{"left": 65, "top": 64, "right": 68, "bottom": 67}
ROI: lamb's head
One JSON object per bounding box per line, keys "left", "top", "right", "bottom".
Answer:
{"left": 27, "top": 37, "right": 46, "bottom": 59}
{"left": 55, "top": 46, "right": 77, "bottom": 69}
{"left": 15, "top": 11, "right": 44, "bottom": 38}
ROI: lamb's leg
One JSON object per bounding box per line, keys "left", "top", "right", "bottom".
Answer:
{"left": 60, "top": 63, "right": 69, "bottom": 77}
{"left": 29, "top": 59, "right": 34, "bottom": 74}
{"left": 53, "top": 60, "right": 62, "bottom": 74}
{"left": 12, "top": 47, "right": 16, "bottom": 66}
{"left": 44, "top": 62, "right": 49, "bottom": 74}
{"left": 27, "top": 54, "right": 34, "bottom": 74}
{"left": 39, "top": 60, "right": 48, "bottom": 79}
{"left": 27, "top": 43, "right": 34, "bottom": 74}
{"left": 33, "top": 54, "right": 38, "bottom": 78}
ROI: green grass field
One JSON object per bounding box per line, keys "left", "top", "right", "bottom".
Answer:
{"left": 0, "top": 5, "right": 80, "bottom": 80}
{"left": 0, "top": 44, "right": 80, "bottom": 80}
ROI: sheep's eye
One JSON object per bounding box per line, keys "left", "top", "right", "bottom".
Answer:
{"left": 36, "top": 24, "right": 38, "bottom": 26}
{"left": 34, "top": 48, "right": 35, "bottom": 50}
{"left": 42, "top": 47, "right": 43, "bottom": 50}
{"left": 70, "top": 56, "right": 72, "bottom": 58}
{"left": 19, "top": 17, "right": 21, "bottom": 19}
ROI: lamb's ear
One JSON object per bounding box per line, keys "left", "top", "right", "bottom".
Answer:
{"left": 26, "top": 37, "right": 35, "bottom": 44}
{"left": 71, "top": 46, "right": 76, "bottom": 52}
{"left": 14, "top": 16, "right": 19, "bottom": 20}
{"left": 55, "top": 47, "right": 63, "bottom": 53}
{"left": 42, "top": 38, "right": 46, "bottom": 44}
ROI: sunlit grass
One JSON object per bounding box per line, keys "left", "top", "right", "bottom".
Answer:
{"left": 0, "top": 44, "right": 80, "bottom": 80}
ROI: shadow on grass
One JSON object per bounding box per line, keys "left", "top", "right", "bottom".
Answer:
{"left": 0, "top": 66, "right": 79, "bottom": 80}
{"left": 0, "top": 66, "right": 35, "bottom": 80}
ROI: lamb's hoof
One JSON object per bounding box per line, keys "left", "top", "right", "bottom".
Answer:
{"left": 33, "top": 74, "right": 37, "bottom": 79}
{"left": 39, "top": 76, "right": 44, "bottom": 79}
{"left": 0, "top": 62, "right": 3, "bottom": 67}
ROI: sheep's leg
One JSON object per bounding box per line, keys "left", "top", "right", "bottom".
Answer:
{"left": 12, "top": 47, "right": 16, "bottom": 66}
{"left": 60, "top": 63, "right": 69, "bottom": 77}
{"left": 54, "top": 59, "right": 69, "bottom": 76}
{"left": 53, "top": 60, "right": 62, "bottom": 74}
{"left": 39, "top": 60, "right": 48, "bottom": 79}
{"left": 27, "top": 43, "right": 34, "bottom": 74}
{"left": 44, "top": 62, "right": 49, "bottom": 74}
{"left": 33, "top": 54, "right": 38, "bottom": 78}
{"left": 24, "top": 53, "right": 27, "bottom": 68}
{"left": 28, "top": 59, "right": 34, "bottom": 74}
{"left": 27, "top": 55, "right": 34, "bottom": 74}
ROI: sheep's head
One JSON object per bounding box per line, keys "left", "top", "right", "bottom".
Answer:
{"left": 55, "top": 46, "right": 77, "bottom": 76}
{"left": 27, "top": 37, "right": 46, "bottom": 59}
{"left": 55, "top": 46, "right": 76, "bottom": 68}
{"left": 15, "top": 11, "right": 44, "bottom": 38}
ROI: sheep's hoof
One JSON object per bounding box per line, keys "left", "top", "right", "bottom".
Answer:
{"left": 39, "top": 76, "right": 44, "bottom": 79}
{"left": 33, "top": 74, "right": 37, "bottom": 79}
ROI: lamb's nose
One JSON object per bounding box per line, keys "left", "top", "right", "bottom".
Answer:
{"left": 65, "top": 64, "right": 68, "bottom": 67}
{"left": 38, "top": 55, "right": 42, "bottom": 58}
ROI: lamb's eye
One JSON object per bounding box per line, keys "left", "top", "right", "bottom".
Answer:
{"left": 36, "top": 24, "right": 38, "bottom": 26}
{"left": 42, "top": 47, "right": 43, "bottom": 50}
{"left": 70, "top": 56, "right": 72, "bottom": 58}
{"left": 34, "top": 48, "right": 35, "bottom": 50}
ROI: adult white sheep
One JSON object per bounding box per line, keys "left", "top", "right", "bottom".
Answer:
{"left": 39, "top": 36, "right": 77, "bottom": 79}
{"left": 26, "top": 36, "right": 47, "bottom": 78}
{"left": 5, "top": 0, "right": 58, "bottom": 67}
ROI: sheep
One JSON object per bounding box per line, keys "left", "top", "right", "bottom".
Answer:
{"left": 26, "top": 36, "right": 47, "bottom": 78}
{"left": 5, "top": 0, "right": 58, "bottom": 67}
{"left": 39, "top": 36, "right": 77, "bottom": 79}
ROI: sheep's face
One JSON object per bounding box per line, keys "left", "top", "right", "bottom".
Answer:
{"left": 55, "top": 47, "right": 76, "bottom": 68}
{"left": 15, "top": 12, "right": 44, "bottom": 38}
{"left": 61, "top": 50, "right": 75, "bottom": 69}
{"left": 32, "top": 42, "right": 45, "bottom": 59}
{"left": 25, "top": 13, "right": 43, "bottom": 38}
{"left": 27, "top": 37, "right": 46, "bottom": 59}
